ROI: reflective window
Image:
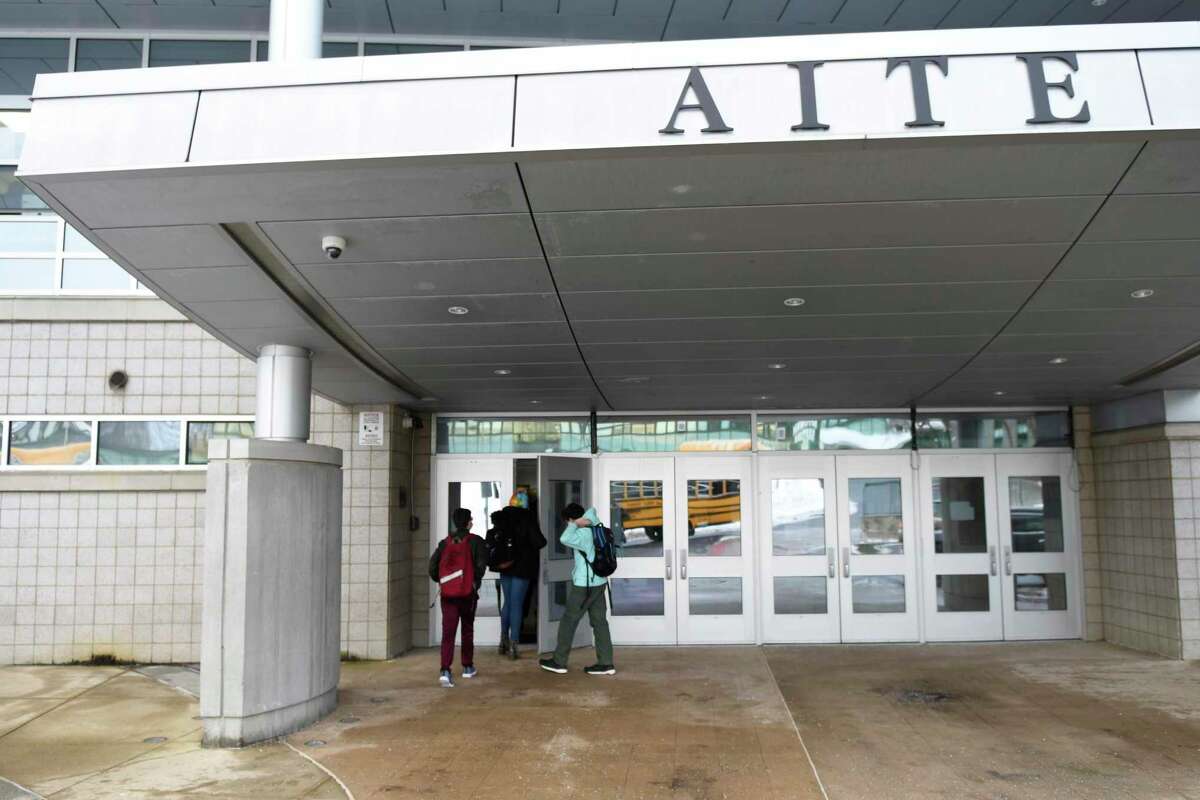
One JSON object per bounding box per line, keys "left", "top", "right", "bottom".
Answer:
{"left": 932, "top": 477, "right": 987, "bottom": 554}
{"left": 186, "top": 421, "right": 255, "bottom": 465}
{"left": 916, "top": 412, "right": 1070, "bottom": 448}
{"left": 75, "top": 39, "right": 143, "bottom": 72}
{"left": 690, "top": 577, "right": 742, "bottom": 615}
{"left": 255, "top": 41, "right": 268, "bottom": 62}
{"left": 0, "top": 112, "right": 32, "bottom": 161}
{"left": 97, "top": 420, "right": 180, "bottom": 465}
{"left": 547, "top": 479, "right": 582, "bottom": 561}
{"left": 849, "top": 478, "right": 903, "bottom": 555}
{"left": 149, "top": 40, "right": 251, "bottom": 68}
{"left": 0, "top": 259, "right": 54, "bottom": 291}
{"left": 61, "top": 258, "right": 131, "bottom": 291}
{"left": 322, "top": 42, "right": 359, "bottom": 58}
{"left": 0, "top": 219, "right": 57, "bottom": 251}
{"left": 609, "top": 578, "right": 664, "bottom": 616}
{"left": 436, "top": 417, "right": 589, "bottom": 454}
{"left": 446, "top": 481, "right": 504, "bottom": 537}
{"left": 0, "top": 38, "right": 69, "bottom": 96}
{"left": 758, "top": 415, "right": 912, "bottom": 451}
{"left": 1010, "top": 477, "right": 1065, "bottom": 553}
{"left": 596, "top": 416, "right": 751, "bottom": 453}
{"left": 688, "top": 479, "right": 741, "bottom": 557}
{"left": 1, "top": 166, "right": 46, "bottom": 211}
{"left": 1015, "top": 573, "right": 1068, "bottom": 611}
{"left": 774, "top": 576, "right": 826, "bottom": 614}
{"left": 609, "top": 480, "right": 663, "bottom": 558}
{"left": 851, "top": 575, "right": 905, "bottom": 613}
{"left": 771, "top": 478, "right": 826, "bottom": 556}
{"left": 936, "top": 574, "right": 990, "bottom": 612}
{"left": 365, "top": 43, "right": 463, "bottom": 55}
{"left": 8, "top": 420, "right": 92, "bottom": 465}
{"left": 63, "top": 225, "right": 101, "bottom": 254}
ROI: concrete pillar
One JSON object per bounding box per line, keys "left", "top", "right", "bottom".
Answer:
{"left": 200, "top": 437, "right": 343, "bottom": 747}
{"left": 255, "top": 344, "right": 311, "bottom": 442}
{"left": 268, "top": 0, "right": 323, "bottom": 62}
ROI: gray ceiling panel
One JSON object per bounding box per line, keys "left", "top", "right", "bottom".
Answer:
{"left": 1115, "top": 141, "right": 1200, "bottom": 195}
{"left": 1083, "top": 195, "right": 1200, "bottom": 242}
{"left": 328, "top": 292, "right": 563, "bottom": 326}
{"left": 297, "top": 258, "right": 552, "bottom": 298}
{"left": 778, "top": 0, "right": 846, "bottom": 24}
{"left": 572, "top": 312, "right": 1011, "bottom": 343}
{"left": 969, "top": 351, "right": 1150, "bottom": 370}
{"left": 560, "top": 282, "right": 1037, "bottom": 320}
{"left": 185, "top": 299, "right": 310, "bottom": 329}
{"left": 359, "top": 320, "right": 571, "bottom": 348}
{"left": 1050, "top": 0, "right": 1126, "bottom": 25}
{"left": 538, "top": 198, "right": 1101, "bottom": 256}
{"left": 886, "top": 0, "right": 957, "bottom": 29}
{"left": 550, "top": 245, "right": 1066, "bottom": 292}
{"left": 581, "top": 336, "right": 989, "bottom": 361}
{"left": 987, "top": 331, "right": 1200, "bottom": 354}
{"left": 936, "top": 0, "right": 1011, "bottom": 27}
{"left": 420, "top": 376, "right": 596, "bottom": 392}
{"left": 588, "top": 354, "right": 965, "bottom": 375}
{"left": 1005, "top": 309, "right": 1200, "bottom": 335}
{"left": 222, "top": 325, "right": 342, "bottom": 353}
{"left": 261, "top": 214, "right": 541, "bottom": 264}
{"left": 1054, "top": 241, "right": 1200, "bottom": 280}
{"left": 994, "top": 0, "right": 1063, "bottom": 27}
{"left": 520, "top": 144, "right": 1139, "bottom": 211}
{"left": 143, "top": 265, "right": 281, "bottom": 303}
{"left": 403, "top": 362, "right": 590, "bottom": 379}
{"left": 835, "top": 0, "right": 904, "bottom": 27}
{"left": 378, "top": 343, "right": 582, "bottom": 366}
{"left": 1026, "top": 277, "right": 1200, "bottom": 311}
{"left": 95, "top": 225, "right": 251, "bottom": 270}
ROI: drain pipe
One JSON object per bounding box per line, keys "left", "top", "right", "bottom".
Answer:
{"left": 268, "top": 0, "right": 323, "bottom": 62}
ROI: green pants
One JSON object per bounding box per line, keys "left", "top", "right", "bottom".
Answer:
{"left": 553, "top": 583, "right": 614, "bottom": 666}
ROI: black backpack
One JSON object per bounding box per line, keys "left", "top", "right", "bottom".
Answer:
{"left": 586, "top": 525, "right": 619, "bottom": 579}
{"left": 486, "top": 526, "right": 518, "bottom": 572}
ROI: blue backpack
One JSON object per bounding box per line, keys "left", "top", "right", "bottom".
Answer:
{"left": 586, "top": 525, "right": 619, "bottom": 579}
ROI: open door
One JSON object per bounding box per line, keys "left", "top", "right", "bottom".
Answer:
{"left": 537, "top": 455, "right": 594, "bottom": 654}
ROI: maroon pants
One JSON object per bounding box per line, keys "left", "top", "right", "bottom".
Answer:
{"left": 440, "top": 595, "right": 477, "bottom": 670}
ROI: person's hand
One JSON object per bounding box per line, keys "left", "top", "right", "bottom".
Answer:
{"left": 574, "top": 517, "right": 592, "bottom": 527}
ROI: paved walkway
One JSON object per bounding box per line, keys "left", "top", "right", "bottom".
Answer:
{"left": 4, "top": 642, "right": 1200, "bottom": 798}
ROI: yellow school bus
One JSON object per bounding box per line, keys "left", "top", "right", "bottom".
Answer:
{"left": 610, "top": 479, "right": 740, "bottom": 541}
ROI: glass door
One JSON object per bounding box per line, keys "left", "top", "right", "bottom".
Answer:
{"left": 537, "top": 455, "right": 593, "bottom": 654}
{"left": 835, "top": 455, "right": 920, "bottom": 642}
{"left": 600, "top": 457, "right": 677, "bottom": 644}
{"left": 434, "top": 458, "right": 512, "bottom": 648}
{"left": 997, "top": 452, "right": 1080, "bottom": 640}
{"left": 676, "top": 456, "right": 755, "bottom": 644}
{"left": 759, "top": 454, "right": 840, "bottom": 643}
{"left": 918, "top": 454, "right": 1004, "bottom": 641}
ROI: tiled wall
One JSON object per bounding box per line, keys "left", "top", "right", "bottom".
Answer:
{"left": 1073, "top": 408, "right": 1104, "bottom": 641}
{"left": 1167, "top": 429, "right": 1200, "bottom": 659}
{"left": 0, "top": 489, "right": 204, "bottom": 665}
{"left": 0, "top": 320, "right": 256, "bottom": 415}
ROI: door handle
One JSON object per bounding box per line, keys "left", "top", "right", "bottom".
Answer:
{"left": 1003, "top": 545, "right": 1012, "bottom": 576}
{"left": 989, "top": 546, "right": 997, "bottom": 577}
{"left": 665, "top": 549, "right": 673, "bottom": 581}
{"left": 842, "top": 547, "right": 850, "bottom": 578}
{"left": 827, "top": 546, "right": 835, "bottom": 579}
{"left": 680, "top": 549, "right": 688, "bottom": 581}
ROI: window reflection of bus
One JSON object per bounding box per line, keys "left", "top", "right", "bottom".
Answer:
{"left": 8, "top": 421, "right": 92, "bottom": 465}
{"left": 853, "top": 478, "right": 903, "bottom": 555}
{"left": 609, "top": 479, "right": 739, "bottom": 542}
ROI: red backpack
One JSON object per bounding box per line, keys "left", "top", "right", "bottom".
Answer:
{"left": 438, "top": 536, "right": 475, "bottom": 599}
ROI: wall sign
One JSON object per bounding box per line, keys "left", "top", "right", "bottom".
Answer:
{"left": 358, "top": 411, "right": 384, "bottom": 447}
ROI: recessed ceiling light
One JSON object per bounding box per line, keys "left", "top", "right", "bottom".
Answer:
{"left": 529, "top": 400, "right": 542, "bottom": 404}
{"left": 447, "top": 306, "right": 469, "bottom": 315}
{"left": 420, "top": 396, "right": 437, "bottom": 402}
{"left": 767, "top": 363, "right": 786, "bottom": 370}
{"left": 493, "top": 369, "right": 512, "bottom": 375}
{"left": 1091, "top": 0, "right": 1106, "bottom": 6}
{"left": 670, "top": 184, "right": 692, "bottom": 195}
{"left": 993, "top": 390, "right": 1007, "bottom": 396}
{"left": 783, "top": 297, "right": 805, "bottom": 307}
{"left": 1048, "top": 357, "right": 1069, "bottom": 365}
{"left": 1130, "top": 288, "right": 1154, "bottom": 299}
{"left": 757, "top": 394, "right": 771, "bottom": 400}
{"left": 619, "top": 376, "right": 649, "bottom": 383}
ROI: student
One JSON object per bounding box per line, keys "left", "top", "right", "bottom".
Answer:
{"left": 539, "top": 503, "right": 616, "bottom": 676}
{"left": 429, "top": 507, "right": 489, "bottom": 688}
{"left": 487, "top": 497, "right": 547, "bottom": 660}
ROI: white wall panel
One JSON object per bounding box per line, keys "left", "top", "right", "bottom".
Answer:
{"left": 188, "top": 77, "right": 515, "bottom": 162}
{"left": 19, "top": 92, "right": 198, "bottom": 174}
{"left": 1138, "top": 48, "right": 1200, "bottom": 129}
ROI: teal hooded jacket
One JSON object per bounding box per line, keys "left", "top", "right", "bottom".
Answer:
{"left": 559, "top": 506, "right": 608, "bottom": 588}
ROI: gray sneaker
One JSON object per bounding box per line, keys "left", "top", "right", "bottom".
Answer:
{"left": 509, "top": 641, "right": 519, "bottom": 660}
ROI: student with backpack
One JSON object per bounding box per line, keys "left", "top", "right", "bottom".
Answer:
{"left": 539, "top": 503, "right": 617, "bottom": 676}
{"left": 486, "top": 498, "right": 547, "bottom": 660}
{"left": 429, "top": 507, "right": 489, "bottom": 688}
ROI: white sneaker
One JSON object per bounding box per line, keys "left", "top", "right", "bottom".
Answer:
{"left": 439, "top": 669, "right": 454, "bottom": 688}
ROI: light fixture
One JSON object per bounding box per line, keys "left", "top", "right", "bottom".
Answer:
{"left": 493, "top": 369, "right": 512, "bottom": 375}
{"left": 767, "top": 363, "right": 786, "bottom": 370}
{"left": 447, "top": 306, "right": 469, "bottom": 315}
{"left": 619, "top": 376, "right": 649, "bottom": 383}
{"left": 993, "top": 390, "right": 1007, "bottom": 396}
{"left": 1049, "top": 357, "right": 1069, "bottom": 365}
{"left": 783, "top": 297, "right": 805, "bottom": 307}
{"left": 757, "top": 394, "right": 771, "bottom": 401}
{"left": 419, "top": 396, "right": 437, "bottom": 402}
{"left": 1130, "top": 288, "right": 1154, "bottom": 299}
{"left": 1091, "top": 0, "right": 1106, "bottom": 6}
{"left": 529, "top": 400, "right": 542, "bottom": 404}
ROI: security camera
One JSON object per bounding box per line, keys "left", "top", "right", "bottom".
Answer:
{"left": 321, "top": 235, "right": 346, "bottom": 260}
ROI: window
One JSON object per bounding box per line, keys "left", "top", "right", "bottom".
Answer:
{"left": 8, "top": 420, "right": 92, "bottom": 465}
{"left": 1, "top": 167, "right": 48, "bottom": 212}
{"left": 187, "top": 420, "right": 254, "bottom": 464}
{"left": 74, "top": 40, "right": 143, "bottom": 72}
{"left": 0, "top": 111, "right": 31, "bottom": 162}
{"left": 758, "top": 415, "right": 912, "bottom": 451}
{"left": 149, "top": 40, "right": 251, "bottom": 68}
{"left": 98, "top": 420, "right": 180, "bottom": 465}
{"left": 322, "top": 42, "right": 359, "bottom": 58}
{"left": 0, "top": 219, "right": 56, "bottom": 251}
{"left": 0, "top": 219, "right": 139, "bottom": 294}
{"left": 364, "top": 43, "right": 463, "bottom": 55}
{"left": 0, "top": 38, "right": 69, "bottom": 99}
{"left": 916, "top": 412, "right": 1070, "bottom": 448}
{"left": 435, "top": 417, "right": 589, "bottom": 454}
{"left": 596, "top": 416, "right": 751, "bottom": 453}
{"left": 61, "top": 258, "right": 133, "bottom": 291}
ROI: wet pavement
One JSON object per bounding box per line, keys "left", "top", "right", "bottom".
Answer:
{"left": 3, "top": 642, "right": 1200, "bottom": 798}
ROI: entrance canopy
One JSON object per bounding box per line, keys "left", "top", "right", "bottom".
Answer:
{"left": 17, "top": 22, "right": 1200, "bottom": 411}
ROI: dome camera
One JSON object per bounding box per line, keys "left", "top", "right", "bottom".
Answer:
{"left": 321, "top": 235, "right": 346, "bottom": 260}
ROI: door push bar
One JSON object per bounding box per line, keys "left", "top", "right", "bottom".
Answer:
{"left": 827, "top": 546, "right": 836, "bottom": 578}
{"left": 989, "top": 546, "right": 998, "bottom": 576}
{"left": 665, "top": 549, "right": 672, "bottom": 581}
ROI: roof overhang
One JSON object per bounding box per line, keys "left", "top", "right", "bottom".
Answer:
{"left": 17, "top": 22, "right": 1200, "bottom": 411}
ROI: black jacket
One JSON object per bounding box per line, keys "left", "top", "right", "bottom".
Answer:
{"left": 428, "top": 530, "right": 490, "bottom": 593}
{"left": 486, "top": 506, "right": 547, "bottom": 581}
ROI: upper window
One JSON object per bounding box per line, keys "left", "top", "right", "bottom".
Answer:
{"left": 596, "top": 416, "right": 752, "bottom": 453}
{"left": 758, "top": 415, "right": 913, "bottom": 451}
{"left": 364, "top": 43, "right": 463, "bottom": 55}
{"left": 8, "top": 420, "right": 92, "bottom": 465}
{"left": 0, "top": 38, "right": 68, "bottom": 100}
{"left": 0, "top": 166, "right": 48, "bottom": 212}
{"left": 436, "top": 417, "right": 589, "bottom": 454}
{"left": 187, "top": 420, "right": 255, "bottom": 464}
{"left": 916, "top": 412, "right": 1070, "bottom": 449}
{"left": 97, "top": 420, "right": 181, "bottom": 465}
{"left": 149, "top": 40, "right": 251, "bottom": 68}
{"left": 75, "top": 39, "right": 143, "bottom": 72}
{"left": 0, "top": 218, "right": 139, "bottom": 294}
